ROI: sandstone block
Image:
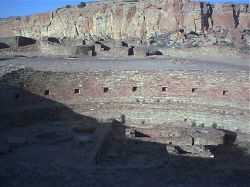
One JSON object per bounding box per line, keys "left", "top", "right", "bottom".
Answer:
{"left": 6, "top": 136, "right": 26, "bottom": 148}
{"left": 166, "top": 144, "right": 214, "bottom": 158}
{"left": 0, "top": 143, "right": 11, "bottom": 155}
{"left": 192, "top": 128, "right": 225, "bottom": 146}
{"left": 74, "top": 134, "right": 93, "bottom": 144}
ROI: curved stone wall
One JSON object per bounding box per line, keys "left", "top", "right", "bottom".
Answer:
{"left": 0, "top": 69, "right": 249, "bottom": 133}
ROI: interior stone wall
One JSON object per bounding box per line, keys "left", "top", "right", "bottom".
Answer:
{"left": 0, "top": 69, "right": 249, "bottom": 132}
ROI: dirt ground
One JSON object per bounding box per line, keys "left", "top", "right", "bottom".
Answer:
{"left": 0, "top": 121, "right": 249, "bottom": 187}
{"left": 0, "top": 55, "right": 249, "bottom": 74}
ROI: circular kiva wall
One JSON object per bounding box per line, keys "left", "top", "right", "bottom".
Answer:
{"left": 0, "top": 69, "right": 249, "bottom": 133}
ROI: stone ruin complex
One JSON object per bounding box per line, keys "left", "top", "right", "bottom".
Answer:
{"left": 0, "top": 0, "right": 249, "bottom": 186}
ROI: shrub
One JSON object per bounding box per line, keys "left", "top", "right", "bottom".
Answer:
{"left": 78, "top": 2, "right": 86, "bottom": 8}
{"left": 65, "top": 5, "right": 71, "bottom": 8}
{"left": 212, "top": 122, "right": 218, "bottom": 128}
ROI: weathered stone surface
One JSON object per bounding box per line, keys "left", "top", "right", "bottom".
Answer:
{"left": 5, "top": 136, "right": 26, "bottom": 148}
{"left": 190, "top": 128, "right": 225, "bottom": 146}
{"left": 72, "top": 125, "right": 95, "bottom": 144}
{"left": 129, "top": 126, "right": 225, "bottom": 146}
{"left": 0, "top": 0, "right": 248, "bottom": 40}
{"left": 0, "top": 143, "right": 11, "bottom": 155}
{"left": 133, "top": 135, "right": 193, "bottom": 146}
{"left": 74, "top": 134, "right": 93, "bottom": 144}
{"left": 166, "top": 144, "right": 214, "bottom": 158}
{"left": 28, "top": 131, "right": 73, "bottom": 145}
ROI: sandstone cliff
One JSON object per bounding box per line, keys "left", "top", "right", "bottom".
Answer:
{"left": 0, "top": 0, "right": 249, "bottom": 40}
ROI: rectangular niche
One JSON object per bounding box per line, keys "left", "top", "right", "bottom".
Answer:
{"left": 162, "top": 86, "right": 168, "bottom": 92}
{"left": 133, "top": 87, "right": 138, "bottom": 92}
{"left": 192, "top": 88, "right": 198, "bottom": 93}
{"left": 44, "top": 90, "right": 50, "bottom": 96}
{"left": 223, "top": 90, "right": 229, "bottom": 95}
{"left": 103, "top": 87, "right": 109, "bottom": 93}
{"left": 74, "top": 89, "right": 80, "bottom": 94}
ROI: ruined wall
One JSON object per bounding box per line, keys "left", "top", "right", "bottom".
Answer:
{"left": 0, "top": 0, "right": 249, "bottom": 39}
{"left": 0, "top": 69, "right": 249, "bottom": 133}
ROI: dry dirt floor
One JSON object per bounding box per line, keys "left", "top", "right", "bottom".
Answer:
{"left": 0, "top": 121, "right": 250, "bottom": 187}
{"left": 0, "top": 54, "right": 249, "bottom": 73}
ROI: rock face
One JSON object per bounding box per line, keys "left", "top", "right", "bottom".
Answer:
{"left": 0, "top": 0, "right": 249, "bottom": 39}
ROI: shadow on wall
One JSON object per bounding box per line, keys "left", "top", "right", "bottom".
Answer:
{"left": 128, "top": 46, "right": 134, "bottom": 56}
{"left": 200, "top": 2, "right": 214, "bottom": 31}
{"left": 0, "top": 43, "right": 10, "bottom": 49}
{"left": 0, "top": 69, "right": 250, "bottom": 186}
{"left": 0, "top": 57, "right": 14, "bottom": 62}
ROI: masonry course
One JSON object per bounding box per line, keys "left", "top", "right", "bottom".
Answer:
{"left": 0, "top": 68, "right": 249, "bottom": 133}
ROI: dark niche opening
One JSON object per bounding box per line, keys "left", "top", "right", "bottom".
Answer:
{"left": 103, "top": 87, "right": 109, "bottom": 93}
{"left": 101, "top": 44, "right": 110, "bottom": 51}
{"left": 122, "top": 41, "right": 128, "bottom": 47}
{"left": 74, "top": 89, "right": 80, "bottom": 94}
{"left": 134, "top": 130, "right": 150, "bottom": 138}
{"left": 162, "top": 86, "right": 168, "bottom": 92}
{"left": 128, "top": 46, "right": 134, "bottom": 56}
{"left": 44, "top": 90, "right": 50, "bottom": 96}
{"left": 223, "top": 90, "right": 229, "bottom": 95}
{"left": 192, "top": 88, "right": 198, "bottom": 93}
{"left": 14, "top": 94, "right": 20, "bottom": 100}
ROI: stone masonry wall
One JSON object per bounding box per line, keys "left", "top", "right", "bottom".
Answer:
{"left": 0, "top": 69, "right": 249, "bottom": 133}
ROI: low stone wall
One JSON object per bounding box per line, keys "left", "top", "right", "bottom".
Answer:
{"left": 0, "top": 36, "right": 36, "bottom": 48}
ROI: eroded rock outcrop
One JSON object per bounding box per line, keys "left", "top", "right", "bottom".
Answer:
{"left": 0, "top": 0, "right": 249, "bottom": 40}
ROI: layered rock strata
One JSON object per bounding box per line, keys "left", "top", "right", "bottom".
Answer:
{"left": 0, "top": 0, "right": 249, "bottom": 39}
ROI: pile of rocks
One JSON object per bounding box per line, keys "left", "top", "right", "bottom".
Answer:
{"left": 147, "top": 27, "right": 249, "bottom": 51}
{"left": 125, "top": 126, "right": 225, "bottom": 158}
